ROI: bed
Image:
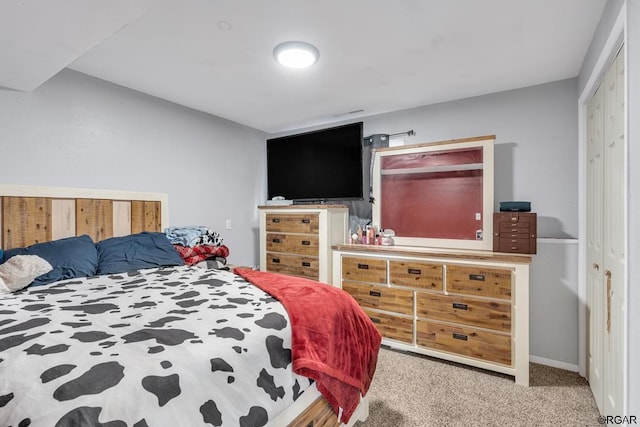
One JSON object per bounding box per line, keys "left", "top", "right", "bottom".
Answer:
{"left": 0, "top": 185, "right": 381, "bottom": 427}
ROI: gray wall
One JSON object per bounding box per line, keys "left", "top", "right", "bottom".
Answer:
{"left": 0, "top": 69, "right": 267, "bottom": 267}
{"left": 359, "top": 78, "right": 579, "bottom": 239}
{"left": 529, "top": 239, "right": 579, "bottom": 367}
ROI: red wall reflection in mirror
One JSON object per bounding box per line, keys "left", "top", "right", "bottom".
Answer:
{"left": 380, "top": 148, "right": 484, "bottom": 240}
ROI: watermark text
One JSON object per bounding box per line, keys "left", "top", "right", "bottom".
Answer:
{"left": 598, "top": 415, "right": 637, "bottom": 425}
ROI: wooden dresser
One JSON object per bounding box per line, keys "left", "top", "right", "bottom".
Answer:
{"left": 259, "top": 205, "right": 348, "bottom": 283}
{"left": 332, "top": 244, "right": 532, "bottom": 385}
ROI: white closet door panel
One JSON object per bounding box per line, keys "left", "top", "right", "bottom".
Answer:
{"left": 602, "top": 48, "right": 625, "bottom": 416}
{"left": 586, "top": 84, "right": 605, "bottom": 410}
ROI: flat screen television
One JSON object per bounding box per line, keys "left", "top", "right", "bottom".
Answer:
{"left": 267, "top": 122, "right": 364, "bottom": 202}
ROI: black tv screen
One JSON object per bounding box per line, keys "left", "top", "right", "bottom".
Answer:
{"left": 267, "top": 122, "right": 363, "bottom": 201}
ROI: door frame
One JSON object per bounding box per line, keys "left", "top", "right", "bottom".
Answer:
{"left": 577, "top": 0, "right": 627, "bottom": 410}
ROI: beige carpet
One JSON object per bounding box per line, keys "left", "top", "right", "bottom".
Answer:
{"left": 355, "top": 347, "right": 601, "bottom": 427}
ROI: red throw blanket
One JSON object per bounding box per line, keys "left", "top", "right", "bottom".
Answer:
{"left": 173, "top": 244, "right": 230, "bottom": 265}
{"left": 233, "top": 268, "right": 382, "bottom": 424}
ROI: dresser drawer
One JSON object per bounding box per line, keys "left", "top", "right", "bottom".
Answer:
{"left": 416, "top": 320, "right": 511, "bottom": 366}
{"left": 498, "top": 222, "right": 532, "bottom": 234}
{"left": 363, "top": 308, "right": 413, "bottom": 344}
{"left": 266, "top": 233, "right": 319, "bottom": 256}
{"left": 497, "top": 238, "right": 533, "bottom": 254}
{"left": 266, "top": 253, "right": 319, "bottom": 279}
{"left": 342, "top": 281, "right": 413, "bottom": 315}
{"left": 389, "top": 260, "right": 443, "bottom": 291}
{"left": 416, "top": 292, "right": 511, "bottom": 333}
{"left": 265, "top": 213, "right": 319, "bottom": 234}
{"left": 342, "top": 257, "right": 387, "bottom": 284}
{"left": 446, "top": 265, "right": 512, "bottom": 300}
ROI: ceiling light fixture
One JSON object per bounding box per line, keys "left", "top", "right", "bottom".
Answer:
{"left": 273, "top": 41, "right": 319, "bottom": 69}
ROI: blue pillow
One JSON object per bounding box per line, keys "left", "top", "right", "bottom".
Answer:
{"left": 96, "top": 232, "right": 183, "bottom": 275}
{"left": 1, "top": 235, "right": 98, "bottom": 286}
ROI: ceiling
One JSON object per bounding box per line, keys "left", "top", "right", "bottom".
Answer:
{"left": 1, "top": 0, "right": 607, "bottom": 134}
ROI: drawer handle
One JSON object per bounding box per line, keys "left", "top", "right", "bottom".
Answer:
{"left": 301, "top": 240, "right": 311, "bottom": 245}
{"left": 369, "top": 290, "right": 381, "bottom": 297}
{"left": 452, "top": 333, "right": 468, "bottom": 341}
{"left": 301, "top": 219, "right": 311, "bottom": 224}
{"left": 469, "top": 274, "right": 485, "bottom": 281}
{"left": 408, "top": 268, "right": 421, "bottom": 275}
{"left": 452, "top": 302, "right": 468, "bottom": 310}
{"left": 272, "top": 258, "right": 280, "bottom": 263}
{"left": 272, "top": 238, "right": 281, "bottom": 243}
{"left": 302, "top": 262, "right": 311, "bottom": 267}
{"left": 357, "top": 263, "right": 369, "bottom": 270}
{"left": 272, "top": 218, "right": 281, "bottom": 223}
{"left": 370, "top": 317, "right": 381, "bottom": 324}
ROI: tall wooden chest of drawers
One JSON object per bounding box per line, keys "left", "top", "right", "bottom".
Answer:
{"left": 332, "top": 244, "right": 532, "bottom": 386}
{"left": 259, "top": 205, "right": 348, "bottom": 283}
{"left": 493, "top": 212, "right": 537, "bottom": 254}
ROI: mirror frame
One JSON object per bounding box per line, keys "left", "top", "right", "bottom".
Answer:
{"left": 372, "top": 135, "right": 495, "bottom": 251}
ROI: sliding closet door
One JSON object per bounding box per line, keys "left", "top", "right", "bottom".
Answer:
{"left": 586, "top": 46, "right": 625, "bottom": 415}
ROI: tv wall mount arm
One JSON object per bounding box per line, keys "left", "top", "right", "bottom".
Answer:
{"left": 364, "top": 129, "right": 415, "bottom": 204}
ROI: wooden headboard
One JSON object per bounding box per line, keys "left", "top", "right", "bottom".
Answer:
{"left": 0, "top": 185, "right": 169, "bottom": 250}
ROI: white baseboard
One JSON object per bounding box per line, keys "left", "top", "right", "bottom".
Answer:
{"left": 530, "top": 355, "right": 580, "bottom": 373}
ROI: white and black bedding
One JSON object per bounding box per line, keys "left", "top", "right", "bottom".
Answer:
{"left": 0, "top": 266, "right": 314, "bottom": 426}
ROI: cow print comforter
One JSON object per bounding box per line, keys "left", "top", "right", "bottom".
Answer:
{"left": 0, "top": 266, "right": 313, "bottom": 427}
